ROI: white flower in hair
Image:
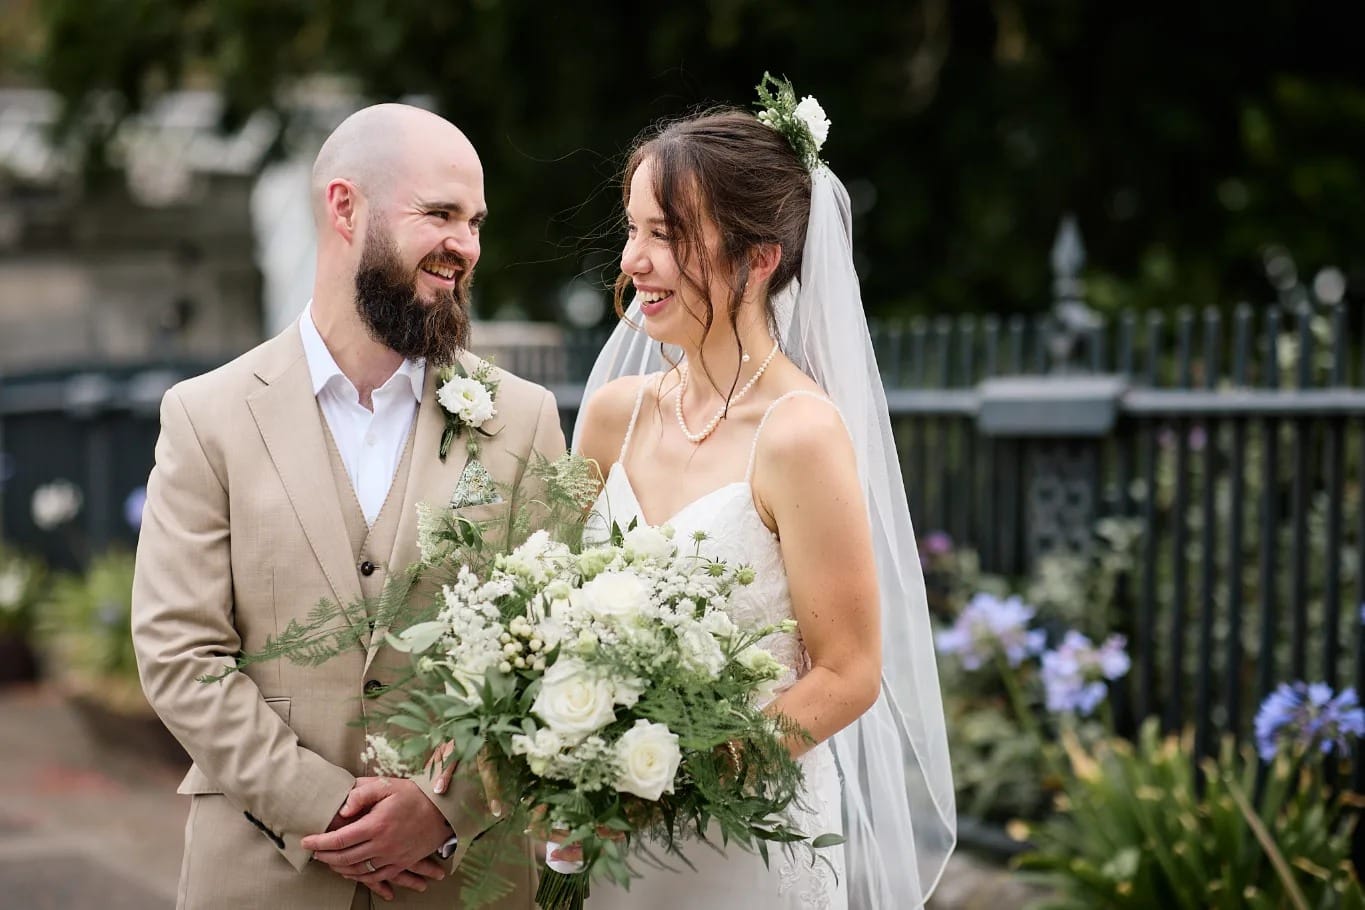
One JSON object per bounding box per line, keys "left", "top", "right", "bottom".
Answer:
{"left": 795, "top": 96, "right": 830, "bottom": 150}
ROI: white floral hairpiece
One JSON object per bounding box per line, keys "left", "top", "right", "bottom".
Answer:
{"left": 754, "top": 72, "right": 830, "bottom": 171}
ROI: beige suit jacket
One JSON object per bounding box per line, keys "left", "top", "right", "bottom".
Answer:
{"left": 132, "top": 324, "right": 565, "bottom": 908}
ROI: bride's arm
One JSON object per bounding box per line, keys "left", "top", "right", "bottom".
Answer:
{"left": 754, "top": 398, "right": 882, "bottom": 757}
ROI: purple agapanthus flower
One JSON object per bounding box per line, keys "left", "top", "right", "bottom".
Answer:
{"left": 920, "top": 531, "right": 954, "bottom": 558}
{"left": 1253, "top": 681, "right": 1365, "bottom": 762}
{"left": 936, "top": 592, "right": 1046, "bottom": 671}
{"left": 1040, "top": 630, "right": 1131, "bottom": 716}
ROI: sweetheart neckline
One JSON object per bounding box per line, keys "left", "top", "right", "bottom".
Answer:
{"left": 607, "top": 462, "right": 771, "bottom": 535}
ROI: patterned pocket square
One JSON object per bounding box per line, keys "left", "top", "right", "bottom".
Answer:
{"left": 450, "top": 459, "right": 503, "bottom": 509}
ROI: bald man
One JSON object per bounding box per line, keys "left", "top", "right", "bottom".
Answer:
{"left": 132, "top": 104, "right": 560, "bottom": 909}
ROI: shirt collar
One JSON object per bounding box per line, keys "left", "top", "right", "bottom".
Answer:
{"left": 299, "top": 301, "right": 426, "bottom": 402}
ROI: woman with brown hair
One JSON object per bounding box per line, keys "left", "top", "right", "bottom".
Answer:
{"left": 574, "top": 77, "right": 955, "bottom": 909}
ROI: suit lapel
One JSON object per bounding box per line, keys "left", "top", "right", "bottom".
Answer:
{"left": 247, "top": 326, "right": 364, "bottom": 613}
{"left": 365, "top": 360, "right": 479, "bottom": 670}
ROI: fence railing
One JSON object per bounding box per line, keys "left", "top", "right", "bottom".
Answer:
{"left": 865, "top": 304, "right": 1365, "bottom": 790}
{"left": 3, "top": 303, "right": 1361, "bottom": 778}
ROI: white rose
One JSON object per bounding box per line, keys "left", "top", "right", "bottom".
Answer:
{"left": 622, "top": 525, "right": 674, "bottom": 561}
{"left": 532, "top": 659, "right": 617, "bottom": 740}
{"left": 614, "top": 720, "right": 681, "bottom": 801}
{"left": 437, "top": 375, "right": 496, "bottom": 426}
{"left": 795, "top": 96, "right": 830, "bottom": 150}
{"left": 580, "top": 571, "right": 649, "bottom": 622}
{"left": 677, "top": 622, "right": 727, "bottom": 678}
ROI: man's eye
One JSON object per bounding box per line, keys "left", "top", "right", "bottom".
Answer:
{"left": 429, "top": 211, "right": 449, "bottom": 221}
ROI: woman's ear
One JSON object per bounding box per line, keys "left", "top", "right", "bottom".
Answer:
{"left": 748, "top": 242, "right": 782, "bottom": 286}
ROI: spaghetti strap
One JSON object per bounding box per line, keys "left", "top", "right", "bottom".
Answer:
{"left": 617, "top": 374, "right": 655, "bottom": 464}
{"left": 745, "top": 390, "right": 841, "bottom": 482}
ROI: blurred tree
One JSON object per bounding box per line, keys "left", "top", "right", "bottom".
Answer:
{"left": 11, "top": 0, "right": 1365, "bottom": 320}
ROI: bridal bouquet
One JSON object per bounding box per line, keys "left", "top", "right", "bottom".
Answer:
{"left": 205, "top": 455, "right": 836, "bottom": 909}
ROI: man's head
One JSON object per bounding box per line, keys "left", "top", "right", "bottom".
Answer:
{"left": 311, "top": 104, "right": 486, "bottom": 366}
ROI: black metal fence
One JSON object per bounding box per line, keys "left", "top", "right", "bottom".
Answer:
{"left": 872, "top": 305, "right": 1365, "bottom": 783}
{"left": 5, "top": 305, "right": 1363, "bottom": 776}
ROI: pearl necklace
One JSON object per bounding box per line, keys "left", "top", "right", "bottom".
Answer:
{"left": 674, "top": 342, "right": 780, "bottom": 444}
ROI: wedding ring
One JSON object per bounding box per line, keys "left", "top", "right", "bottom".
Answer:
{"left": 365, "top": 860, "right": 377, "bottom": 874}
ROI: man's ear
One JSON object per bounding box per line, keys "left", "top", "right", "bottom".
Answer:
{"left": 748, "top": 242, "right": 782, "bottom": 286}
{"left": 326, "top": 179, "right": 361, "bottom": 242}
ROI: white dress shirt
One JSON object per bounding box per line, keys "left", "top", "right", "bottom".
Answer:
{"left": 299, "top": 304, "right": 425, "bottom": 525}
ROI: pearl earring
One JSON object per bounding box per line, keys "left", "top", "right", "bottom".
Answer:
{"left": 742, "top": 351, "right": 751, "bottom": 363}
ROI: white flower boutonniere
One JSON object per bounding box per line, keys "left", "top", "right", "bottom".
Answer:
{"left": 435, "top": 360, "right": 500, "bottom": 461}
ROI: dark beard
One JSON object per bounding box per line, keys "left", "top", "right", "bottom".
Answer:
{"left": 354, "top": 224, "right": 472, "bottom": 368}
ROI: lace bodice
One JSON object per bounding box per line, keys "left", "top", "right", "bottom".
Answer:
{"left": 582, "top": 379, "right": 847, "bottom": 910}
{"left": 590, "top": 464, "right": 809, "bottom": 697}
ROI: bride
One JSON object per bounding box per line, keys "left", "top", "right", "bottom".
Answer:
{"left": 570, "top": 78, "right": 955, "bottom": 909}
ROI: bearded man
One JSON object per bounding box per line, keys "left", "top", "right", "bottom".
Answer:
{"left": 131, "top": 104, "right": 561, "bottom": 909}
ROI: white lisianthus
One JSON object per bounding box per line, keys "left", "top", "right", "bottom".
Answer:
{"left": 700, "top": 610, "right": 737, "bottom": 640}
{"left": 611, "top": 674, "right": 646, "bottom": 708}
{"left": 437, "top": 375, "right": 496, "bottom": 427}
{"left": 795, "top": 96, "right": 830, "bottom": 150}
{"left": 580, "top": 570, "right": 649, "bottom": 622}
{"left": 614, "top": 720, "right": 681, "bottom": 801}
{"left": 386, "top": 620, "right": 448, "bottom": 655}
{"left": 532, "top": 659, "right": 617, "bottom": 740}
{"left": 677, "top": 621, "right": 727, "bottom": 679}
{"left": 511, "top": 727, "right": 565, "bottom": 776}
{"left": 622, "top": 524, "right": 674, "bottom": 562}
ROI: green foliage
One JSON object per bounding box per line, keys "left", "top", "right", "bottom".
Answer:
{"left": 0, "top": 542, "right": 47, "bottom": 637}
{"left": 37, "top": 549, "right": 143, "bottom": 709}
{"left": 14, "top": 3, "right": 1365, "bottom": 320}
{"left": 1016, "top": 719, "right": 1365, "bottom": 910}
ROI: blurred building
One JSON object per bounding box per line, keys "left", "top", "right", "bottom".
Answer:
{"left": 0, "top": 89, "right": 283, "bottom": 372}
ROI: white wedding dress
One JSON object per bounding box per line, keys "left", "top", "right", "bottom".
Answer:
{"left": 584, "top": 379, "right": 848, "bottom": 910}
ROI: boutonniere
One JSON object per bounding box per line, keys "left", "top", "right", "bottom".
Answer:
{"left": 435, "top": 360, "right": 499, "bottom": 461}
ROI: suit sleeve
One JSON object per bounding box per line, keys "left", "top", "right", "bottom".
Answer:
{"left": 131, "top": 387, "right": 354, "bottom": 871}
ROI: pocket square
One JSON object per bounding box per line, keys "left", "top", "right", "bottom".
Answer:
{"left": 450, "top": 459, "right": 503, "bottom": 509}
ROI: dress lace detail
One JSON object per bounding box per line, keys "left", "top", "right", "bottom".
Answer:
{"left": 583, "top": 385, "right": 846, "bottom": 910}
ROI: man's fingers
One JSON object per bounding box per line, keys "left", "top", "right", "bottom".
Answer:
{"left": 407, "top": 857, "right": 448, "bottom": 880}
{"left": 387, "top": 870, "right": 432, "bottom": 893}
{"left": 364, "top": 880, "right": 394, "bottom": 902}
{"left": 476, "top": 747, "right": 502, "bottom": 817}
{"left": 340, "top": 777, "right": 393, "bottom": 818}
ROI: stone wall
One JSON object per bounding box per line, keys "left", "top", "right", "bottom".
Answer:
{"left": 0, "top": 175, "right": 264, "bottom": 373}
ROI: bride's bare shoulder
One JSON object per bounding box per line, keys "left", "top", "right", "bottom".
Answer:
{"left": 577, "top": 374, "right": 659, "bottom": 468}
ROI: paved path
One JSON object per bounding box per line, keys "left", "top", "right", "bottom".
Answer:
{"left": 0, "top": 683, "right": 1044, "bottom": 909}
{"left": 0, "top": 684, "right": 183, "bottom": 908}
